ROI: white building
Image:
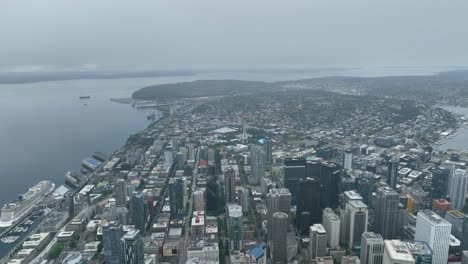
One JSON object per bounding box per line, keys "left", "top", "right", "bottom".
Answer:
{"left": 186, "top": 240, "right": 219, "bottom": 263}
{"left": 346, "top": 200, "right": 368, "bottom": 250}
{"left": 360, "top": 232, "right": 384, "bottom": 264}
{"left": 344, "top": 150, "right": 353, "bottom": 170}
{"left": 310, "top": 224, "right": 327, "bottom": 260}
{"left": 383, "top": 240, "right": 415, "bottom": 264}
{"left": 322, "top": 208, "right": 340, "bottom": 248}
{"left": 415, "top": 210, "right": 451, "bottom": 264}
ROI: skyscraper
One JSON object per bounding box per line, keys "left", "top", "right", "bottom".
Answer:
{"left": 343, "top": 190, "right": 363, "bottom": 210}
{"left": 225, "top": 167, "right": 237, "bottom": 204}
{"left": 406, "top": 241, "right": 433, "bottom": 264}
{"left": 383, "top": 240, "right": 415, "bottom": 264}
{"left": 103, "top": 221, "right": 124, "bottom": 264}
{"left": 415, "top": 210, "right": 451, "bottom": 264}
{"left": 115, "top": 178, "right": 127, "bottom": 207}
{"left": 320, "top": 162, "right": 341, "bottom": 209}
{"left": 322, "top": 208, "right": 340, "bottom": 248}
{"left": 283, "top": 158, "right": 306, "bottom": 204}
{"left": 169, "top": 177, "right": 184, "bottom": 215}
{"left": 344, "top": 149, "right": 353, "bottom": 171}
{"left": 193, "top": 189, "right": 205, "bottom": 212}
{"left": 387, "top": 156, "right": 399, "bottom": 190}
{"left": 272, "top": 212, "right": 289, "bottom": 264}
{"left": 227, "top": 204, "right": 243, "bottom": 251}
{"left": 431, "top": 166, "right": 450, "bottom": 200}
{"left": 341, "top": 190, "right": 362, "bottom": 245}
{"left": 450, "top": 169, "right": 468, "bottom": 211}
{"left": 375, "top": 187, "right": 399, "bottom": 239}
{"left": 130, "top": 192, "right": 147, "bottom": 235}
{"left": 360, "top": 232, "right": 384, "bottom": 264}
{"left": 266, "top": 188, "right": 291, "bottom": 241}
{"left": 345, "top": 200, "right": 368, "bottom": 250}
{"left": 250, "top": 145, "right": 265, "bottom": 185}
{"left": 310, "top": 224, "right": 327, "bottom": 260}
{"left": 264, "top": 139, "right": 273, "bottom": 165}
{"left": 463, "top": 251, "right": 468, "bottom": 264}
{"left": 461, "top": 215, "right": 468, "bottom": 254}
{"left": 296, "top": 177, "right": 321, "bottom": 234}
{"left": 121, "top": 228, "right": 145, "bottom": 264}
{"left": 236, "top": 187, "right": 249, "bottom": 213}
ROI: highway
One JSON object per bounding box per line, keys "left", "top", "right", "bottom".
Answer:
{"left": 179, "top": 147, "right": 200, "bottom": 264}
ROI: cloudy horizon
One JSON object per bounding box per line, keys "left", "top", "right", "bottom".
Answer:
{"left": 1, "top": 0, "right": 468, "bottom": 71}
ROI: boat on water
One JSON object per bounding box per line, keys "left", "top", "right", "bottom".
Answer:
{"left": 79, "top": 96, "right": 91, "bottom": 99}
{"left": 0, "top": 181, "right": 55, "bottom": 228}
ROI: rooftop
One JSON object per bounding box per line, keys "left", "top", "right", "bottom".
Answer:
{"left": 311, "top": 224, "right": 327, "bottom": 234}
{"left": 323, "top": 208, "right": 339, "bottom": 221}
{"left": 446, "top": 210, "right": 465, "bottom": 219}
{"left": 406, "top": 241, "right": 433, "bottom": 256}
{"left": 385, "top": 240, "right": 415, "bottom": 262}
{"left": 344, "top": 190, "right": 363, "bottom": 200}
{"left": 419, "top": 209, "right": 450, "bottom": 225}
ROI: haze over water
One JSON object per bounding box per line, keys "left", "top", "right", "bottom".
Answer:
{"left": 0, "top": 66, "right": 459, "bottom": 205}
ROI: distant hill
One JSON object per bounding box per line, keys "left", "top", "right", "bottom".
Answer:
{"left": 0, "top": 70, "right": 194, "bottom": 84}
{"left": 132, "top": 79, "right": 278, "bottom": 100}
{"left": 131, "top": 71, "right": 468, "bottom": 106}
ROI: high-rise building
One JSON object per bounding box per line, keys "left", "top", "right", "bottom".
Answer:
{"left": 121, "top": 229, "right": 144, "bottom": 264}
{"left": 266, "top": 188, "right": 291, "bottom": 241}
{"left": 250, "top": 146, "right": 265, "bottom": 185}
{"left": 383, "top": 240, "right": 415, "bottom": 264}
{"left": 271, "top": 212, "right": 289, "bottom": 264}
{"left": 103, "top": 221, "right": 124, "bottom": 264}
{"left": 227, "top": 204, "right": 243, "bottom": 251}
{"left": 225, "top": 167, "right": 237, "bottom": 204}
{"left": 461, "top": 215, "right": 468, "bottom": 254}
{"left": 431, "top": 166, "right": 450, "bottom": 199}
{"left": 357, "top": 178, "right": 373, "bottom": 206}
{"left": 406, "top": 241, "right": 433, "bottom": 264}
{"left": 343, "top": 190, "right": 363, "bottom": 210}
{"left": 463, "top": 250, "right": 468, "bottom": 264}
{"left": 450, "top": 169, "right": 468, "bottom": 211}
{"left": 296, "top": 177, "right": 321, "bottom": 234}
{"left": 345, "top": 200, "right": 368, "bottom": 250}
{"left": 130, "top": 192, "right": 147, "bottom": 235}
{"left": 387, "top": 156, "right": 399, "bottom": 190}
{"left": 236, "top": 187, "right": 249, "bottom": 213}
{"left": 306, "top": 159, "right": 322, "bottom": 179}
{"left": 344, "top": 149, "right": 353, "bottom": 171}
{"left": 193, "top": 189, "right": 205, "bottom": 212}
{"left": 320, "top": 162, "right": 341, "bottom": 209}
{"left": 283, "top": 158, "right": 306, "bottom": 203}
{"left": 375, "top": 187, "right": 399, "bottom": 239}
{"left": 310, "top": 224, "right": 327, "bottom": 260}
{"left": 360, "top": 232, "right": 384, "bottom": 264}
{"left": 264, "top": 139, "right": 273, "bottom": 165}
{"left": 322, "top": 208, "right": 340, "bottom": 248}
{"left": 341, "top": 190, "right": 363, "bottom": 246}
{"left": 169, "top": 177, "right": 184, "bottom": 216}
{"left": 115, "top": 179, "right": 127, "bottom": 207}
{"left": 415, "top": 210, "right": 451, "bottom": 264}
{"left": 444, "top": 210, "right": 464, "bottom": 240}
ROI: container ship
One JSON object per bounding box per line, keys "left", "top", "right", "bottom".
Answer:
{"left": 0, "top": 181, "right": 55, "bottom": 227}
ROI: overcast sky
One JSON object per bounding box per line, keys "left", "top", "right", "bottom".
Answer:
{"left": 1, "top": 0, "right": 468, "bottom": 71}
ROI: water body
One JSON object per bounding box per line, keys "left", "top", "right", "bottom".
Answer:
{"left": 0, "top": 66, "right": 458, "bottom": 205}
{"left": 435, "top": 106, "right": 468, "bottom": 151}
